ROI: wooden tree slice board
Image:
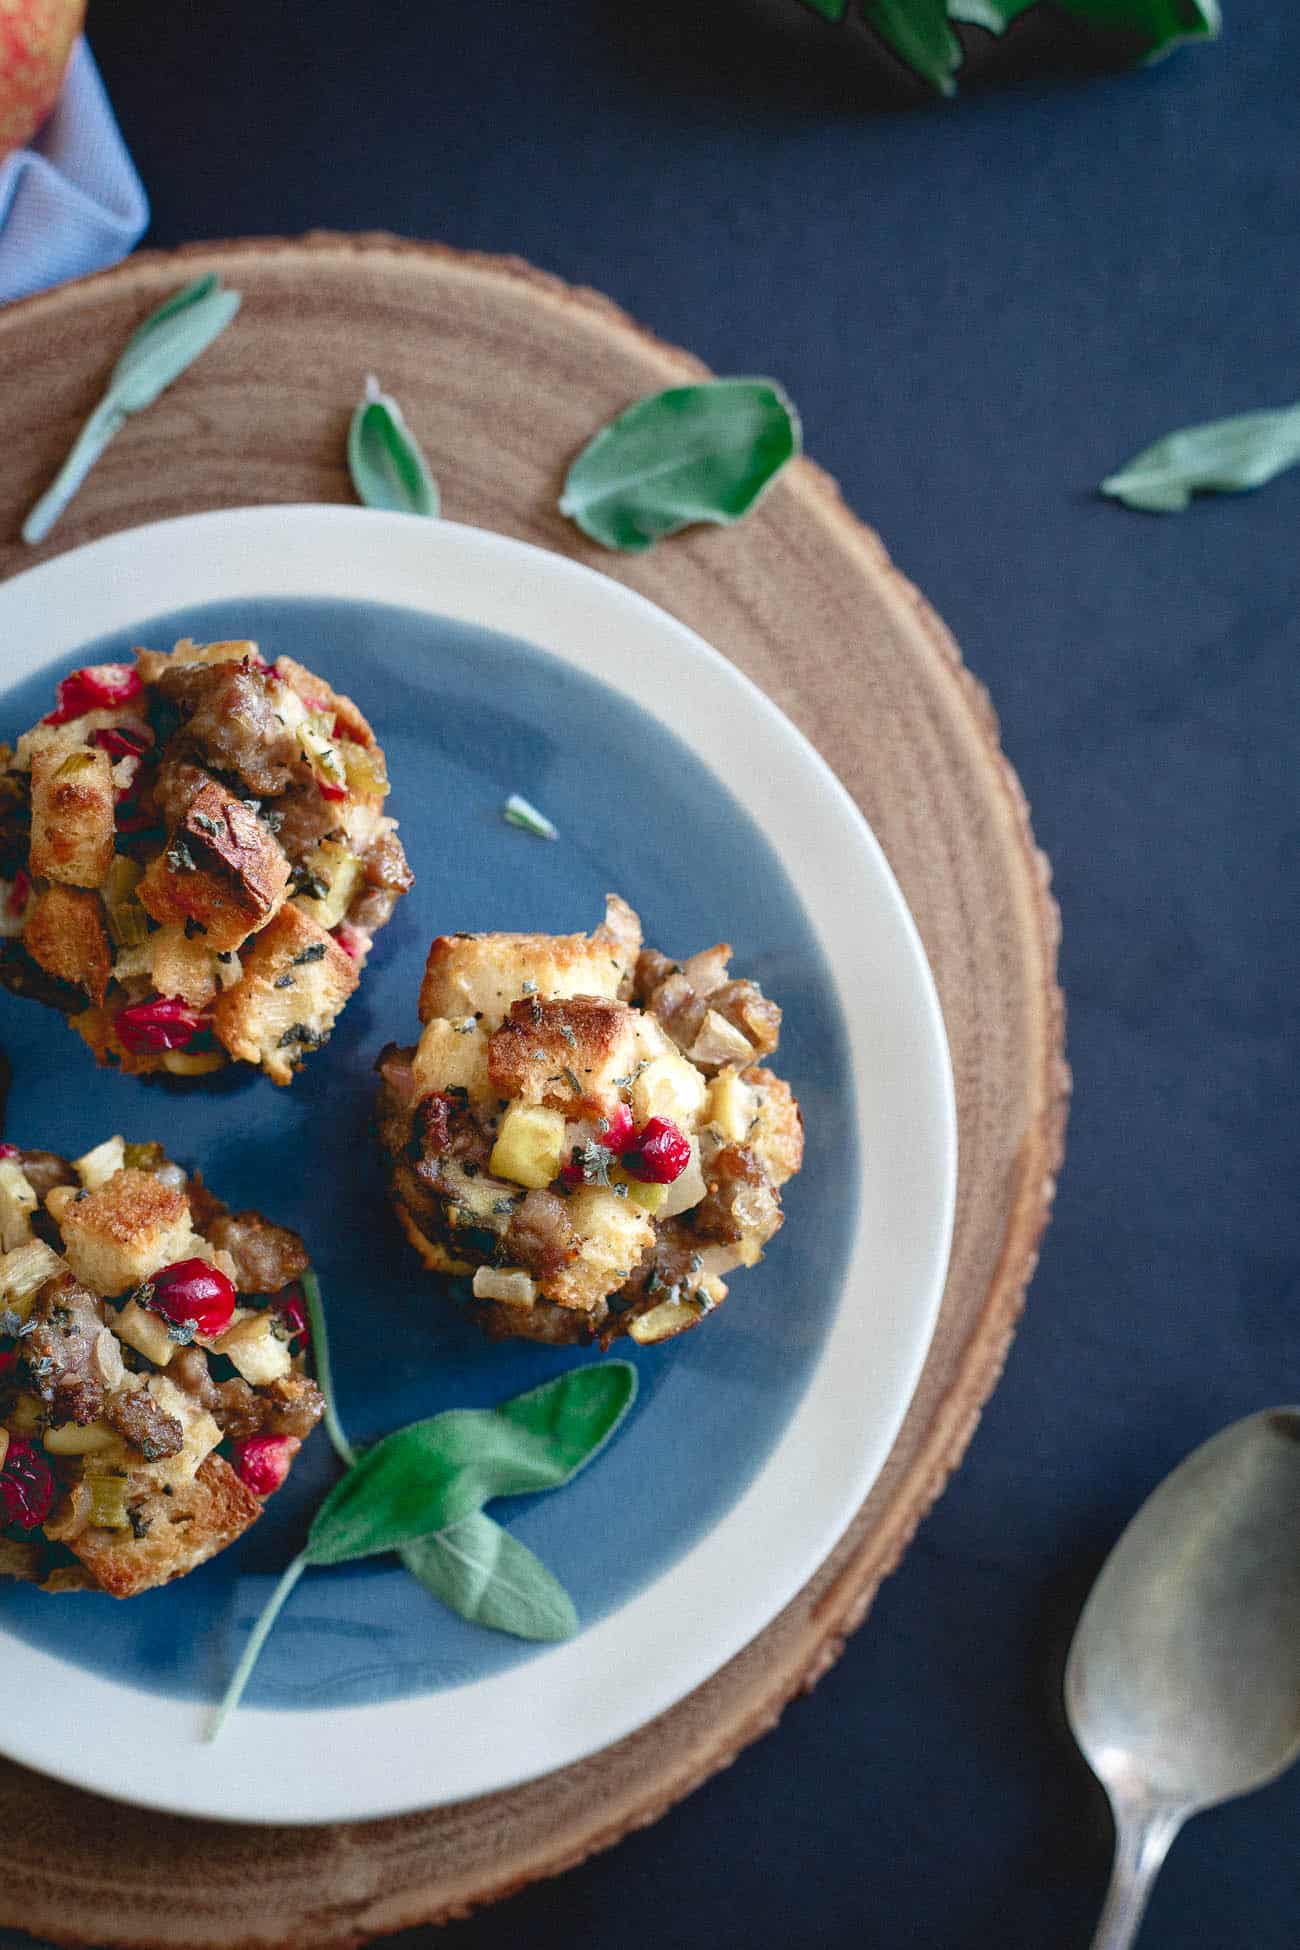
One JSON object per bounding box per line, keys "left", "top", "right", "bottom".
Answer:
{"left": 0, "top": 235, "right": 1067, "bottom": 1950}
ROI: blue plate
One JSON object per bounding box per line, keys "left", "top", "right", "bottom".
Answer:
{"left": 0, "top": 511, "right": 953, "bottom": 1821}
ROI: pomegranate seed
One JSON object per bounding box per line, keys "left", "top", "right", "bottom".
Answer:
{"left": 622, "top": 1116, "right": 692, "bottom": 1185}
{"left": 599, "top": 1103, "right": 636, "bottom": 1154}
{"left": 144, "top": 1259, "right": 237, "bottom": 1337}
{"left": 332, "top": 921, "right": 371, "bottom": 961}
{"left": 232, "top": 1433, "right": 300, "bottom": 1496}
{"left": 44, "top": 663, "right": 143, "bottom": 725}
{"left": 92, "top": 724, "right": 152, "bottom": 760}
{"left": 0, "top": 1143, "right": 19, "bottom": 1161}
{"left": 0, "top": 1437, "right": 56, "bottom": 1530}
{"left": 115, "top": 995, "right": 203, "bottom": 1054}
{"left": 5, "top": 870, "right": 30, "bottom": 919}
{"left": 276, "top": 1285, "right": 309, "bottom": 1344}
{"left": 318, "top": 781, "right": 348, "bottom": 802}
{"left": 0, "top": 1349, "right": 17, "bottom": 1380}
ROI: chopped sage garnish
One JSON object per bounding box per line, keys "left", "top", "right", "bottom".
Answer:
{"left": 502, "top": 793, "right": 558, "bottom": 841}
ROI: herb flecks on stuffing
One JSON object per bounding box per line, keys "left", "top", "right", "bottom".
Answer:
{"left": 375, "top": 896, "right": 803, "bottom": 1348}
{"left": 0, "top": 640, "right": 413, "bottom": 1084}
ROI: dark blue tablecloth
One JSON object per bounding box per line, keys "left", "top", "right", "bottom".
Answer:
{"left": 54, "top": 4, "right": 1300, "bottom": 1945}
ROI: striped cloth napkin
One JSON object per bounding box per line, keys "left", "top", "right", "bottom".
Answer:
{"left": 0, "top": 38, "right": 147, "bottom": 305}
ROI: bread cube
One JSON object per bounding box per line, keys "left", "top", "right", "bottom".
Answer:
{"left": 149, "top": 923, "right": 220, "bottom": 1009}
{"left": 411, "top": 1017, "right": 493, "bottom": 1107}
{"left": 67, "top": 1453, "right": 261, "bottom": 1599}
{"left": 211, "top": 903, "right": 357, "bottom": 1084}
{"left": 488, "top": 996, "right": 639, "bottom": 1116}
{"left": 539, "top": 1185, "right": 653, "bottom": 1315}
{"left": 58, "top": 1167, "right": 192, "bottom": 1295}
{"left": 29, "top": 746, "right": 115, "bottom": 887}
{"left": 138, "top": 778, "right": 290, "bottom": 953}
{"left": 418, "top": 894, "right": 642, "bottom": 1030}
{"left": 743, "top": 1068, "right": 805, "bottom": 1185}
{"left": 23, "top": 884, "right": 112, "bottom": 1005}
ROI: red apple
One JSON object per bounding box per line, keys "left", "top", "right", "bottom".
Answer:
{"left": 0, "top": 0, "right": 86, "bottom": 163}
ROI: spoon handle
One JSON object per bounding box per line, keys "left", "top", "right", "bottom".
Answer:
{"left": 1089, "top": 1802, "right": 1184, "bottom": 1950}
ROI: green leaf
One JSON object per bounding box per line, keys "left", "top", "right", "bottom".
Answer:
{"left": 502, "top": 792, "right": 558, "bottom": 841}
{"left": 401, "top": 1514, "right": 579, "bottom": 1641}
{"left": 304, "top": 1362, "right": 637, "bottom": 1566}
{"left": 1100, "top": 402, "right": 1300, "bottom": 513}
{"left": 862, "top": 0, "right": 964, "bottom": 94}
{"left": 559, "top": 379, "right": 800, "bottom": 553}
{"left": 946, "top": 0, "right": 1036, "bottom": 28}
{"left": 206, "top": 1552, "right": 307, "bottom": 1742}
{"left": 23, "top": 275, "right": 241, "bottom": 546}
{"left": 348, "top": 376, "right": 440, "bottom": 517}
{"left": 1058, "top": 0, "right": 1220, "bottom": 60}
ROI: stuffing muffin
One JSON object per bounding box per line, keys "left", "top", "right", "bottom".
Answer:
{"left": 0, "top": 1135, "right": 322, "bottom": 1596}
{"left": 0, "top": 639, "right": 412, "bottom": 1083}
{"left": 376, "top": 896, "right": 803, "bottom": 1347}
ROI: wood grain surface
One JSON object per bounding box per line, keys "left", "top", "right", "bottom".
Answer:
{"left": 0, "top": 235, "right": 1067, "bottom": 1950}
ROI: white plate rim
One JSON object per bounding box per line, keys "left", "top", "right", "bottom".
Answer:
{"left": 0, "top": 506, "right": 956, "bottom": 1824}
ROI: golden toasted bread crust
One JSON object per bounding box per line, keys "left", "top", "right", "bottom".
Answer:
{"left": 23, "top": 884, "right": 112, "bottom": 1006}
{"left": 137, "top": 779, "right": 290, "bottom": 952}
{"left": 212, "top": 904, "right": 358, "bottom": 1084}
{"left": 29, "top": 746, "right": 116, "bottom": 888}
{"left": 68, "top": 1454, "right": 262, "bottom": 1598}
{"left": 488, "top": 996, "right": 637, "bottom": 1115}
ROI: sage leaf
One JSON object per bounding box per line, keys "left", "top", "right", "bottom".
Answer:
{"left": 1059, "top": 0, "right": 1220, "bottom": 61}
{"left": 1100, "top": 402, "right": 1300, "bottom": 513}
{"left": 559, "top": 379, "right": 800, "bottom": 552}
{"left": 22, "top": 275, "right": 241, "bottom": 546}
{"left": 401, "top": 1514, "right": 579, "bottom": 1642}
{"left": 305, "top": 1362, "right": 637, "bottom": 1566}
{"left": 502, "top": 792, "right": 558, "bottom": 841}
{"left": 348, "top": 375, "right": 440, "bottom": 517}
{"left": 863, "top": 0, "right": 963, "bottom": 94}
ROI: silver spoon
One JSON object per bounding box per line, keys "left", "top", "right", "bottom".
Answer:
{"left": 1065, "top": 1406, "right": 1300, "bottom": 1950}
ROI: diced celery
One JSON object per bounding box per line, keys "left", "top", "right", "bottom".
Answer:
{"left": 102, "top": 856, "right": 149, "bottom": 948}
{"left": 86, "top": 1473, "right": 131, "bottom": 1529}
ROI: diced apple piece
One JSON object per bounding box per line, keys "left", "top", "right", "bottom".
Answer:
{"left": 489, "top": 1105, "right": 567, "bottom": 1189}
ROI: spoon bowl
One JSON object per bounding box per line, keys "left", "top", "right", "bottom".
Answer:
{"left": 1065, "top": 1407, "right": 1300, "bottom": 1950}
